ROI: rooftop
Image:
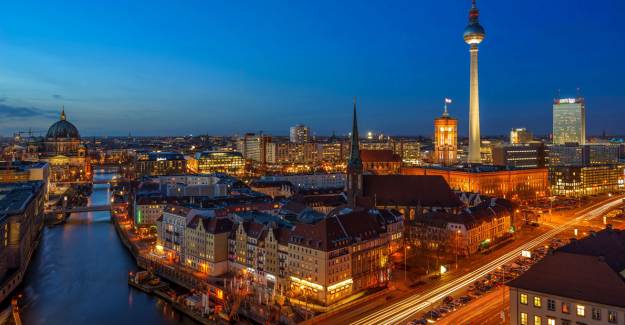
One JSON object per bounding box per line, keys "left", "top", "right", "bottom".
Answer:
{"left": 507, "top": 228, "right": 625, "bottom": 308}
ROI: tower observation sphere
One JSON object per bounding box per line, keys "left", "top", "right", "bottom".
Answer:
{"left": 464, "top": 0, "right": 486, "bottom": 45}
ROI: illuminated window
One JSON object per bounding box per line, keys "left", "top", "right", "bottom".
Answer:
{"left": 534, "top": 296, "right": 542, "bottom": 308}
{"left": 608, "top": 310, "right": 618, "bottom": 323}
{"left": 576, "top": 305, "right": 585, "bottom": 317}
{"left": 520, "top": 312, "right": 528, "bottom": 325}
{"left": 520, "top": 293, "right": 528, "bottom": 304}
{"left": 534, "top": 315, "right": 541, "bottom": 325}
{"left": 547, "top": 318, "right": 555, "bottom": 325}
{"left": 562, "top": 302, "right": 570, "bottom": 314}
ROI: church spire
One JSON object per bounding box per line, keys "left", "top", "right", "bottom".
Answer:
{"left": 346, "top": 97, "right": 363, "bottom": 208}
{"left": 348, "top": 97, "right": 361, "bottom": 168}
{"left": 60, "top": 106, "right": 66, "bottom": 121}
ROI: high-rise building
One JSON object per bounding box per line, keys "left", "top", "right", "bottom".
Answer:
{"left": 510, "top": 128, "right": 533, "bottom": 144}
{"left": 237, "top": 133, "right": 271, "bottom": 164}
{"left": 464, "top": 0, "right": 486, "bottom": 164}
{"left": 553, "top": 97, "right": 586, "bottom": 145}
{"left": 434, "top": 101, "right": 458, "bottom": 166}
{"left": 289, "top": 124, "right": 310, "bottom": 143}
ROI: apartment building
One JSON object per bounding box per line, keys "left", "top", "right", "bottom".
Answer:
{"left": 508, "top": 227, "right": 625, "bottom": 325}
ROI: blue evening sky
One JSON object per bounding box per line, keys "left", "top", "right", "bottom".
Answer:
{"left": 1, "top": 0, "right": 624, "bottom": 137}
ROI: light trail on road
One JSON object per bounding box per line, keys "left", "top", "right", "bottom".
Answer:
{"left": 351, "top": 196, "right": 624, "bottom": 325}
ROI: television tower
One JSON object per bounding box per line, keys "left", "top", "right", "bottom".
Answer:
{"left": 464, "top": 0, "right": 485, "bottom": 164}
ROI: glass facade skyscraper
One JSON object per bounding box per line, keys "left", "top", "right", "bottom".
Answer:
{"left": 552, "top": 98, "right": 586, "bottom": 145}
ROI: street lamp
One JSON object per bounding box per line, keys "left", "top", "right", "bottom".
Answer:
{"left": 404, "top": 244, "right": 411, "bottom": 282}
{"left": 455, "top": 230, "right": 461, "bottom": 269}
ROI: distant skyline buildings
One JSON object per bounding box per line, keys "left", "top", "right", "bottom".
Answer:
{"left": 0, "top": 1, "right": 624, "bottom": 137}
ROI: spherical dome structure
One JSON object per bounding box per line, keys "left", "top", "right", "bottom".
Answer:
{"left": 463, "top": 0, "right": 485, "bottom": 45}
{"left": 46, "top": 110, "right": 80, "bottom": 139}
{"left": 463, "top": 23, "right": 485, "bottom": 45}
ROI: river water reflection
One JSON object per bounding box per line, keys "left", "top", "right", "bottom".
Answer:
{"left": 19, "top": 170, "right": 194, "bottom": 324}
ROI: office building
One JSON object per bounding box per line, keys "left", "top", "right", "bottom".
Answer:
{"left": 237, "top": 133, "right": 271, "bottom": 164}
{"left": 553, "top": 97, "right": 586, "bottom": 145}
{"left": 549, "top": 143, "right": 620, "bottom": 167}
{"left": 289, "top": 124, "right": 310, "bottom": 143}
{"left": 550, "top": 164, "right": 625, "bottom": 197}
{"left": 492, "top": 143, "right": 546, "bottom": 168}
{"left": 135, "top": 152, "right": 187, "bottom": 177}
{"left": 510, "top": 128, "right": 533, "bottom": 144}
{"left": 192, "top": 151, "right": 245, "bottom": 176}
{"left": 508, "top": 227, "right": 625, "bottom": 325}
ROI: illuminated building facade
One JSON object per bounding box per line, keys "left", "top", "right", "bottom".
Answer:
{"left": 193, "top": 151, "right": 244, "bottom": 176}
{"left": 237, "top": 133, "right": 271, "bottom": 164}
{"left": 289, "top": 124, "right": 310, "bottom": 143}
{"left": 135, "top": 152, "right": 186, "bottom": 177}
{"left": 434, "top": 105, "right": 458, "bottom": 166}
{"left": 492, "top": 143, "right": 546, "bottom": 168}
{"left": 411, "top": 201, "right": 512, "bottom": 257}
{"left": 265, "top": 142, "right": 317, "bottom": 164}
{"left": 183, "top": 216, "right": 233, "bottom": 276}
{"left": 549, "top": 164, "right": 625, "bottom": 197}
{"left": 549, "top": 143, "right": 620, "bottom": 166}
{"left": 553, "top": 97, "right": 586, "bottom": 145}
{"left": 510, "top": 128, "right": 533, "bottom": 144}
{"left": 360, "top": 149, "right": 402, "bottom": 175}
{"left": 403, "top": 166, "right": 549, "bottom": 201}
{"left": 36, "top": 109, "right": 91, "bottom": 184}
{"left": 287, "top": 209, "right": 400, "bottom": 305}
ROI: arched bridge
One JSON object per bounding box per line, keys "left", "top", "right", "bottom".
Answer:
{"left": 45, "top": 205, "right": 111, "bottom": 214}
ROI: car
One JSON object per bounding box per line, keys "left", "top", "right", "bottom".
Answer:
{"left": 424, "top": 310, "right": 441, "bottom": 321}
{"left": 443, "top": 296, "right": 454, "bottom": 304}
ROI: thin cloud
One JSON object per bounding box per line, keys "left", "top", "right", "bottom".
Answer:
{"left": 0, "top": 104, "right": 57, "bottom": 119}
{"left": 52, "top": 94, "right": 63, "bottom": 99}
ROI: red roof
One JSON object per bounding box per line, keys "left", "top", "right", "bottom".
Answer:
{"left": 362, "top": 175, "right": 463, "bottom": 208}
{"left": 360, "top": 149, "right": 401, "bottom": 163}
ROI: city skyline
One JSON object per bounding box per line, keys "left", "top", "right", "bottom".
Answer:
{"left": 1, "top": 0, "right": 624, "bottom": 137}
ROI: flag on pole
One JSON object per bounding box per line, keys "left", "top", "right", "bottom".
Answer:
{"left": 445, "top": 98, "right": 452, "bottom": 104}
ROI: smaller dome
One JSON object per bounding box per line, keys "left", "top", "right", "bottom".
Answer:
{"left": 46, "top": 109, "right": 80, "bottom": 139}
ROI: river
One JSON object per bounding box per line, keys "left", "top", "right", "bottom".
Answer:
{"left": 17, "top": 170, "right": 194, "bottom": 324}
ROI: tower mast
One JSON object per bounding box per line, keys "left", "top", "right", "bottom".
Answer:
{"left": 463, "top": 0, "right": 486, "bottom": 164}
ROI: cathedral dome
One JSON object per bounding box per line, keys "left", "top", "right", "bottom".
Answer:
{"left": 46, "top": 109, "right": 80, "bottom": 139}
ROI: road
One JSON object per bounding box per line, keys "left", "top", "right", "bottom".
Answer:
{"left": 349, "top": 195, "right": 624, "bottom": 325}
{"left": 438, "top": 287, "right": 509, "bottom": 325}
